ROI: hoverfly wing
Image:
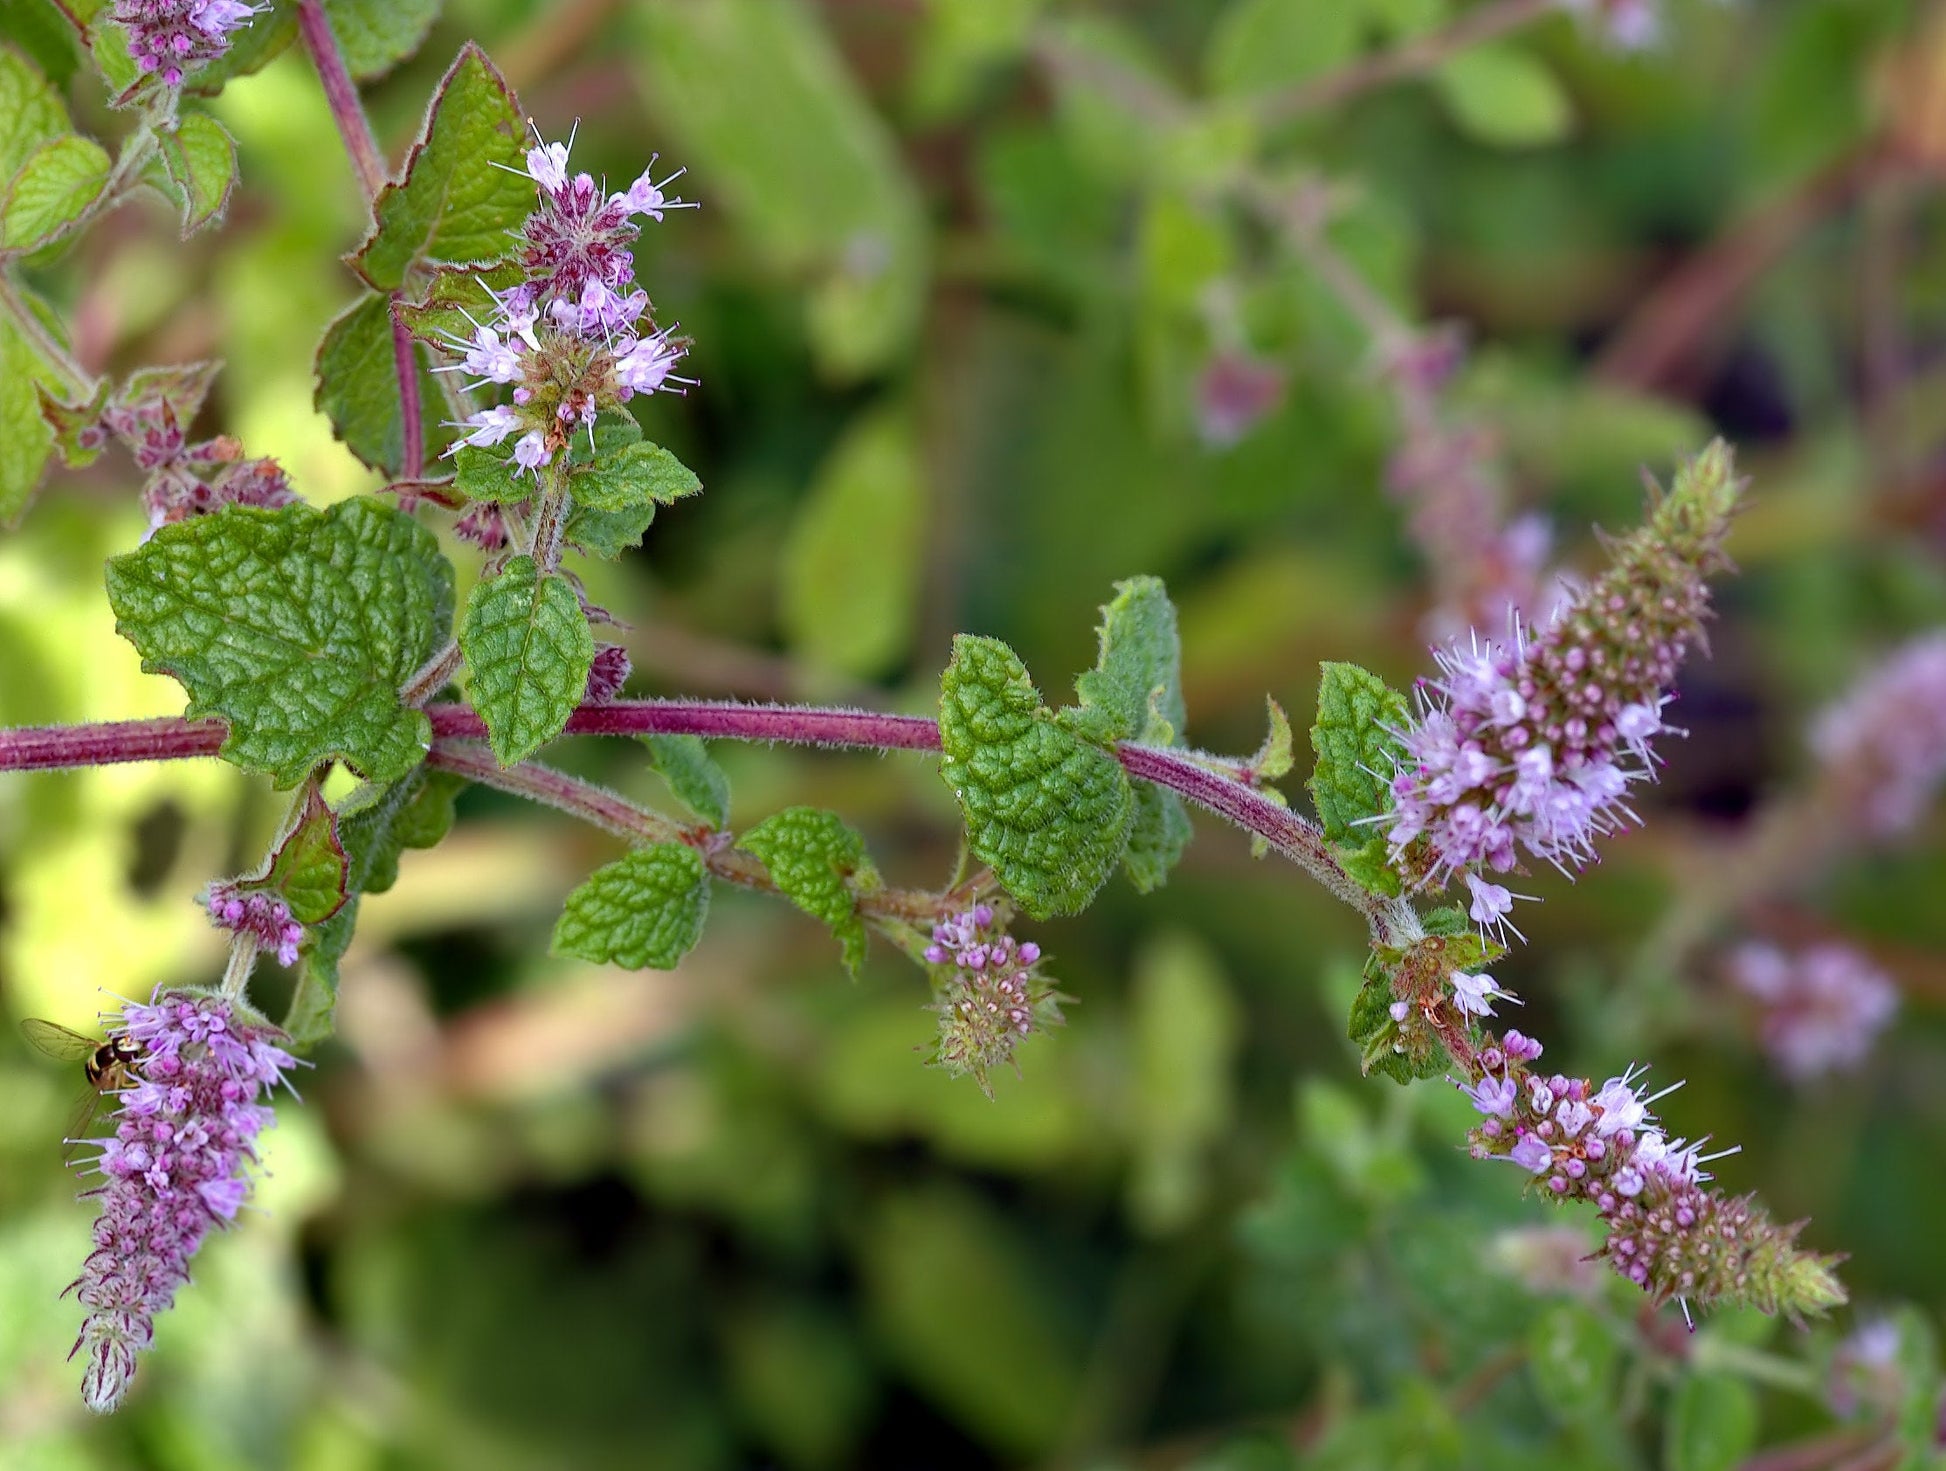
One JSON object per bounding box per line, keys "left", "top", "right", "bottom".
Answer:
{"left": 20, "top": 1017, "right": 101, "bottom": 1063}
{"left": 61, "top": 1089, "right": 108, "bottom": 1162}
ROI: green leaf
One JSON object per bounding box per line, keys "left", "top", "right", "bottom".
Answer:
{"left": 183, "top": 0, "right": 299, "bottom": 95}
{"left": 643, "top": 733, "right": 731, "bottom": 829}
{"left": 632, "top": 0, "right": 927, "bottom": 379}
{"left": 1075, "top": 575, "right": 1185, "bottom": 743}
{"left": 1665, "top": 1374, "right": 1759, "bottom": 1471}
{"left": 1307, "top": 662, "right": 1408, "bottom": 844}
{"left": 1527, "top": 1303, "right": 1619, "bottom": 1426}
{"left": 737, "top": 806, "right": 879, "bottom": 975}
{"left": 938, "top": 635, "right": 1133, "bottom": 920}
{"left": 0, "top": 45, "right": 70, "bottom": 184}
{"left": 0, "top": 290, "right": 70, "bottom": 524}
{"left": 105, "top": 499, "right": 455, "bottom": 787}
{"left": 117, "top": 360, "right": 223, "bottom": 424}
{"left": 1, "top": 133, "right": 108, "bottom": 252}
{"left": 1122, "top": 782, "right": 1193, "bottom": 895}
{"left": 565, "top": 500, "right": 659, "bottom": 560}
{"left": 552, "top": 843, "right": 710, "bottom": 970}
{"left": 287, "top": 769, "right": 461, "bottom": 1045}
{"left": 1253, "top": 697, "right": 1294, "bottom": 782}
{"left": 1127, "top": 931, "right": 1239, "bottom": 1234}
{"left": 323, "top": 0, "right": 441, "bottom": 81}
{"left": 315, "top": 290, "right": 447, "bottom": 475}
{"left": 780, "top": 407, "right": 924, "bottom": 680}
{"left": 452, "top": 445, "right": 531, "bottom": 504}
{"left": 1433, "top": 44, "right": 1572, "bottom": 149}
{"left": 394, "top": 259, "right": 527, "bottom": 344}
{"left": 1205, "top": 0, "right": 1361, "bottom": 97}
{"left": 460, "top": 554, "right": 595, "bottom": 766}
{"left": 257, "top": 786, "right": 350, "bottom": 926}
{"left": 572, "top": 439, "right": 703, "bottom": 511}
{"left": 156, "top": 112, "right": 237, "bottom": 237}
{"left": 1338, "top": 837, "right": 1403, "bottom": 898}
{"left": 347, "top": 42, "right": 531, "bottom": 291}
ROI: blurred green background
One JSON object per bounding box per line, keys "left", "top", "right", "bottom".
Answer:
{"left": 4, "top": 0, "right": 1946, "bottom": 1466}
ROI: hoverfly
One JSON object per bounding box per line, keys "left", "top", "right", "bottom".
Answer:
{"left": 19, "top": 1019, "right": 143, "bottom": 1159}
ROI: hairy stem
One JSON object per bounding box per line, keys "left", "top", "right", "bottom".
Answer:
{"left": 529, "top": 457, "right": 573, "bottom": 570}
{"left": 296, "top": 0, "right": 386, "bottom": 202}
{"left": 391, "top": 303, "right": 426, "bottom": 478}
{"left": 218, "top": 934, "right": 259, "bottom": 1002}
{"left": 400, "top": 640, "right": 464, "bottom": 708}
{"left": 0, "top": 702, "right": 1379, "bottom": 924}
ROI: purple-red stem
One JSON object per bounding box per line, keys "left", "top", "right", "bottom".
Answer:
{"left": 297, "top": 0, "right": 426, "bottom": 480}
{"left": 0, "top": 703, "right": 1375, "bottom": 923}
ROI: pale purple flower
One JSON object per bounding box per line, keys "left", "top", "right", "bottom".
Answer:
{"left": 456, "top": 405, "right": 521, "bottom": 449}
{"left": 459, "top": 326, "right": 521, "bottom": 385}
{"left": 1558, "top": 0, "right": 1662, "bottom": 47}
{"left": 1465, "top": 872, "right": 1518, "bottom": 938}
{"left": 1464, "top": 1074, "right": 1517, "bottom": 1117}
{"left": 526, "top": 140, "right": 570, "bottom": 193}
{"left": 1727, "top": 942, "right": 1898, "bottom": 1082}
{"left": 512, "top": 431, "right": 549, "bottom": 475}
{"left": 1194, "top": 350, "right": 1287, "bottom": 448}
{"left": 1451, "top": 970, "right": 1512, "bottom": 1018}
{"left": 617, "top": 157, "right": 695, "bottom": 222}
{"left": 70, "top": 992, "right": 295, "bottom": 1412}
{"left": 1510, "top": 1135, "right": 1554, "bottom": 1173}
{"left": 1591, "top": 1069, "right": 1649, "bottom": 1136}
{"left": 925, "top": 904, "right": 1059, "bottom": 1094}
{"left": 201, "top": 880, "right": 303, "bottom": 967}
{"left": 1812, "top": 632, "right": 1946, "bottom": 839}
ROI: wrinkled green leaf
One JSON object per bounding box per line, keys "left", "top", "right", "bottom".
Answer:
{"left": 324, "top": 0, "right": 441, "bottom": 81}
{"left": 1075, "top": 575, "right": 1185, "bottom": 743}
{"left": 348, "top": 43, "right": 531, "bottom": 291}
{"left": 780, "top": 407, "right": 924, "bottom": 680}
{"left": 0, "top": 289, "right": 71, "bottom": 524}
{"left": 156, "top": 111, "right": 237, "bottom": 237}
{"left": 1346, "top": 952, "right": 1447, "bottom": 1084}
{"left": 738, "top": 806, "right": 879, "bottom": 974}
{"left": 1308, "top": 661, "right": 1408, "bottom": 843}
{"left": 643, "top": 734, "right": 731, "bottom": 829}
{"left": 105, "top": 499, "right": 454, "bottom": 787}
{"left": 572, "top": 439, "right": 703, "bottom": 511}
{"left": 552, "top": 843, "right": 710, "bottom": 970}
{"left": 452, "top": 445, "right": 530, "bottom": 504}
{"left": 460, "top": 554, "right": 595, "bottom": 766}
{"left": 565, "top": 500, "right": 659, "bottom": 560}
{"left": 394, "top": 259, "right": 526, "bottom": 344}
{"left": 1, "top": 133, "right": 108, "bottom": 252}
{"left": 939, "top": 635, "right": 1133, "bottom": 919}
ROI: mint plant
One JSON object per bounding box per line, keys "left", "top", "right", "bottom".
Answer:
{"left": 1, "top": 0, "right": 1935, "bottom": 1456}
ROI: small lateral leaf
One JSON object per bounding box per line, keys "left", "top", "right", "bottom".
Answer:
{"left": 565, "top": 500, "right": 658, "bottom": 560}
{"left": 570, "top": 439, "right": 703, "bottom": 511}
{"left": 105, "top": 499, "right": 455, "bottom": 787}
{"left": 348, "top": 43, "right": 531, "bottom": 291}
{"left": 287, "top": 768, "right": 461, "bottom": 1046}
{"left": 1074, "top": 574, "right": 1186, "bottom": 744}
{"left": 1664, "top": 1374, "right": 1759, "bottom": 1471}
{"left": 643, "top": 734, "right": 731, "bottom": 829}
{"left": 258, "top": 786, "right": 351, "bottom": 926}
{"left": 552, "top": 843, "right": 710, "bottom": 970}
{"left": 738, "top": 806, "right": 879, "bottom": 974}
{"left": 0, "top": 289, "right": 68, "bottom": 523}
{"left": 938, "top": 635, "right": 1133, "bottom": 920}
{"left": 1307, "top": 662, "right": 1409, "bottom": 845}
{"left": 1, "top": 133, "right": 109, "bottom": 253}
{"left": 1253, "top": 696, "right": 1293, "bottom": 782}
{"left": 1346, "top": 951, "right": 1448, "bottom": 1084}
{"left": 1527, "top": 1302, "right": 1620, "bottom": 1426}
{"left": 393, "top": 260, "right": 527, "bottom": 344}
{"left": 460, "top": 554, "right": 595, "bottom": 766}
{"left": 156, "top": 111, "right": 237, "bottom": 237}
{"left": 452, "top": 445, "right": 531, "bottom": 504}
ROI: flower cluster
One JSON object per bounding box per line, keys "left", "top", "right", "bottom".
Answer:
{"left": 1726, "top": 941, "right": 1898, "bottom": 1082}
{"left": 1384, "top": 443, "right": 1743, "bottom": 913}
{"left": 1459, "top": 1029, "right": 1843, "bottom": 1318}
{"left": 70, "top": 991, "right": 294, "bottom": 1412}
{"left": 113, "top": 0, "right": 262, "bottom": 88}
{"left": 435, "top": 131, "right": 695, "bottom": 482}
{"left": 200, "top": 880, "right": 304, "bottom": 967}
{"left": 1811, "top": 631, "right": 1946, "bottom": 840}
{"left": 925, "top": 905, "right": 1062, "bottom": 1095}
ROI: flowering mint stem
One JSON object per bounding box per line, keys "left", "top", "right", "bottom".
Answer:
{"left": 0, "top": 703, "right": 1376, "bottom": 922}
{"left": 529, "top": 457, "right": 573, "bottom": 570}
{"left": 400, "top": 641, "right": 464, "bottom": 708}
{"left": 392, "top": 309, "right": 425, "bottom": 479}
{"left": 1253, "top": 0, "right": 1556, "bottom": 125}
{"left": 296, "top": 0, "right": 386, "bottom": 202}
